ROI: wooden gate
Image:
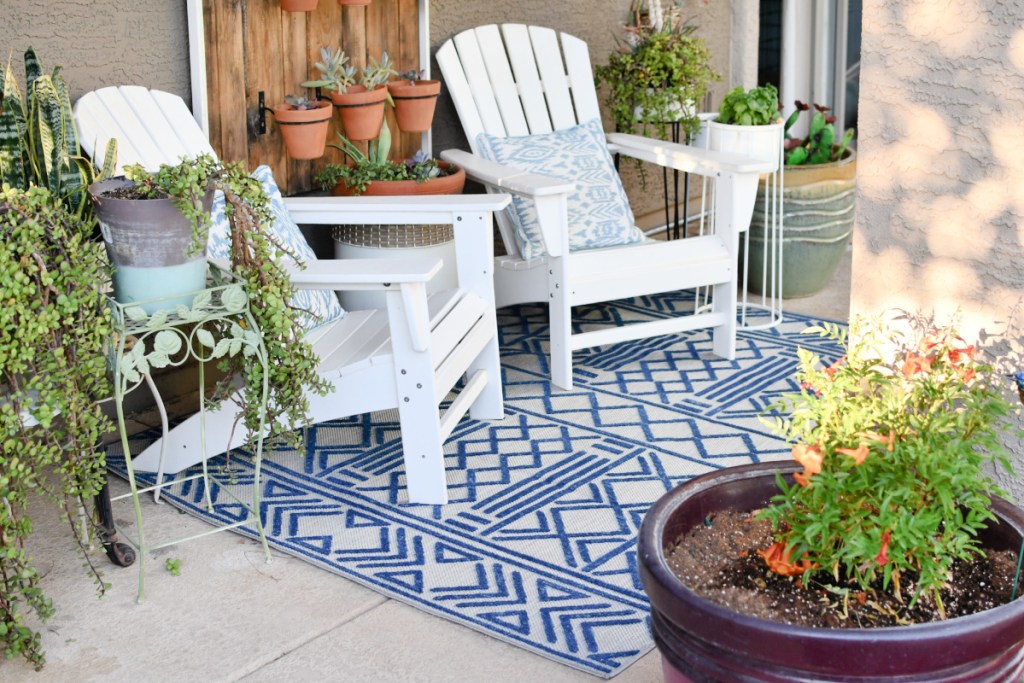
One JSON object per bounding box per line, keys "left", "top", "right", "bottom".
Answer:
{"left": 202, "top": 0, "right": 422, "bottom": 195}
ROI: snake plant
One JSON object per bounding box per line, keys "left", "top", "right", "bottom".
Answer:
{"left": 0, "top": 48, "right": 113, "bottom": 218}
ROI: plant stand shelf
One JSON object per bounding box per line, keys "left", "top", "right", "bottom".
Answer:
{"left": 105, "top": 267, "right": 272, "bottom": 601}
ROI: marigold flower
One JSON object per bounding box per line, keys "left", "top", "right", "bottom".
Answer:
{"left": 836, "top": 444, "right": 869, "bottom": 466}
{"left": 759, "top": 541, "right": 814, "bottom": 576}
{"left": 902, "top": 353, "right": 933, "bottom": 378}
{"left": 875, "top": 531, "right": 891, "bottom": 566}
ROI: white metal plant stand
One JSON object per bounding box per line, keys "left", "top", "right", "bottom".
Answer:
{"left": 701, "top": 116, "right": 786, "bottom": 330}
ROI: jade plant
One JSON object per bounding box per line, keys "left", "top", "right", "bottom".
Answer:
{"left": 0, "top": 186, "right": 115, "bottom": 669}
{"left": 783, "top": 100, "right": 855, "bottom": 166}
{"left": 759, "top": 313, "right": 1018, "bottom": 612}
{"left": 119, "top": 155, "right": 331, "bottom": 450}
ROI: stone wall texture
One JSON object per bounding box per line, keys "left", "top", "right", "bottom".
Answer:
{"left": 854, "top": 0, "right": 1024, "bottom": 500}
{"left": 1, "top": 1, "right": 190, "bottom": 102}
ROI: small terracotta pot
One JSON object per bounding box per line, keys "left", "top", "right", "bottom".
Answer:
{"left": 387, "top": 80, "right": 441, "bottom": 133}
{"left": 273, "top": 101, "right": 332, "bottom": 160}
{"left": 329, "top": 85, "right": 387, "bottom": 141}
{"left": 330, "top": 162, "right": 466, "bottom": 197}
{"left": 280, "top": 0, "right": 318, "bottom": 10}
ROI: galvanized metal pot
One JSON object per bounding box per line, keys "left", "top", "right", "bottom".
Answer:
{"left": 90, "top": 178, "right": 214, "bottom": 313}
{"left": 639, "top": 461, "right": 1024, "bottom": 683}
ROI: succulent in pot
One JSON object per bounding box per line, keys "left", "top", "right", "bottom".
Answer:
{"left": 302, "top": 47, "right": 395, "bottom": 140}
{"left": 272, "top": 94, "right": 332, "bottom": 160}
{"left": 387, "top": 68, "right": 441, "bottom": 133}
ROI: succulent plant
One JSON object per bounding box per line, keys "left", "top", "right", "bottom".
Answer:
{"left": 301, "top": 45, "right": 357, "bottom": 93}
{"left": 283, "top": 94, "right": 318, "bottom": 110}
{"left": 361, "top": 51, "right": 396, "bottom": 89}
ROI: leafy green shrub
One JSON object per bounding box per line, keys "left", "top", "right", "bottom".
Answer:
{"left": 760, "top": 314, "right": 1017, "bottom": 611}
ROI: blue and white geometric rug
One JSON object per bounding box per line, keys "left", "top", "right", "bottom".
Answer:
{"left": 107, "top": 293, "right": 843, "bottom": 678}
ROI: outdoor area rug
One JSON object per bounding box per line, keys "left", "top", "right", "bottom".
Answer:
{"left": 106, "top": 293, "right": 843, "bottom": 678}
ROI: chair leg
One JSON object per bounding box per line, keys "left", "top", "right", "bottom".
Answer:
{"left": 467, "top": 325, "right": 504, "bottom": 421}
{"left": 394, "top": 359, "right": 449, "bottom": 505}
{"left": 711, "top": 280, "right": 738, "bottom": 360}
{"left": 548, "top": 261, "right": 574, "bottom": 390}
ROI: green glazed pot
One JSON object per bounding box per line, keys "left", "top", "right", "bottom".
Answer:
{"left": 746, "top": 150, "right": 856, "bottom": 299}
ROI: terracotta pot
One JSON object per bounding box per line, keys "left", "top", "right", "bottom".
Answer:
{"left": 329, "top": 85, "right": 387, "bottom": 141}
{"left": 747, "top": 149, "right": 857, "bottom": 299}
{"left": 273, "top": 101, "right": 332, "bottom": 160}
{"left": 329, "top": 162, "right": 466, "bottom": 197}
{"left": 89, "top": 178, "right": 215, "bottom": 313}
{"left": 280, "top": 0, "right": 318, "bottom": 10}
{"left": 386, "top": 80, "right": 440, "bottom": 132}
{"left": 639, "top": 461, "right": 1024, "bottom": 683}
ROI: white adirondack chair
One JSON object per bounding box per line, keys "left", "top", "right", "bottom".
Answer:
{"left": 437, "top": 25, "right": 775, "bottom": 390}
{"left": 74, "top": 86, "right": 510, "bottom": 505}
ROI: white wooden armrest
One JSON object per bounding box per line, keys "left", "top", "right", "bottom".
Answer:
{"left": 440, "top": 149, "right": 576, "bottom": 197}
{"left": 208, "top": 257, "right": 443, "bottom": 290}
{"left": 606, "top": 133, "right": 777, "bottom": 177}
{"left": 440, "top": 149, "right": 572, "bottom": 258}
{"left": 283, "top": 193, "right": 511, "bottom": 226}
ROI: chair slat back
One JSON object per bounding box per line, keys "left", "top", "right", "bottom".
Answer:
{"left": 74, "top": 87, "right": 216, "bottom": 174}
{"left": 438, "top": 24, "right": 605, "bottom": 151}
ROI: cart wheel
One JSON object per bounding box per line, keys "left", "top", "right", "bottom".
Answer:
{"left": 105, "top": 542, "right": 136, "bottom": 567}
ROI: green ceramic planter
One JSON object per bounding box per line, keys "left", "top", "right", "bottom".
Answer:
{"left": 746, "top": 150, "right": 856, "bottom": 299}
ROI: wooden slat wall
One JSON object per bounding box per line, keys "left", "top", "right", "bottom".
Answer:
{"left": 204, "top": 0, "right": 422, "bottom": 195}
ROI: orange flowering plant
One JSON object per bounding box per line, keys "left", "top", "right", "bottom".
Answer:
{"left": 758, "top": 314, "right": 1018, "bottom": 607}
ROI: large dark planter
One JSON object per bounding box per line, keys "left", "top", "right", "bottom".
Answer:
{"left": 746, "top": 150, "right": 857, "bottom": 299}
{"left": 90, "top": 178, "right": 214, "bottom": 313}
{"left": 639, "top": 461, "right": 1024, "bottom": 683}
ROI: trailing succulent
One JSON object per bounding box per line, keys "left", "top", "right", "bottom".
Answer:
{"left": 0, "top": 48, "right": 117, "bottom": 670}
{"left": 0, "top": 186, "right": 114, "bottom": 670}
{"left": 121, "top": 155, "right": 332, "bottom": 451}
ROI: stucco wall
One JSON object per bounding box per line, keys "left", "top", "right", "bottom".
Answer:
{"left": 0, "top": 1, "right": 190, "bottom": 102}
{"left": 854, "top": 0, "right": 1024, "bottom": 500}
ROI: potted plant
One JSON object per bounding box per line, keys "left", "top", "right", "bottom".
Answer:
{"left": 387, "top": 68, "right": 441, "bottom": 133}
{"left": 280, "top": 0, "right": 318, "bottom": 10}
{"left": 595, "top": 0, "right": 719, "bottom": 145}
{"left": 314, "top": 119, "right": 464, "bottom": 196}
{"left": 640, "top": 313, "right": 1024, "bottom": 682}
{"left": 272, "top": 94, "right": 333, "bottom": 160}
{"left": 301, "top": 46, "right": 395, "bottom": 141}
{"left": 705, "top": 82, "right": 785, "bottom": 169}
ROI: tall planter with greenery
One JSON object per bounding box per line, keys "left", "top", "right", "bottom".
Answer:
{"left": 595, "top": 1, "right": 718, "bottom": 145}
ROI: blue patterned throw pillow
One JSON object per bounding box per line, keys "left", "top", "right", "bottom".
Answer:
{"left": 476, "top": 118, "right": 644, "bottom": 261}
{"left": 208, "top": 165, "right": 346, "bottom": 331}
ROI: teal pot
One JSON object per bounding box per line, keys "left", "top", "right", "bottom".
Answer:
{"left": 746, "top": 150, "right": 857, "bottom": 299}
{"left": 639, "top": 461, "right": 1024, "bottom": 683}
{"left": 89, "top": 178, "right": 213, "bottom": 313}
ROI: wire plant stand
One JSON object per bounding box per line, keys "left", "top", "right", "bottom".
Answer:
{"left": 106, "top": 267, "right": 271, "bottom": 601}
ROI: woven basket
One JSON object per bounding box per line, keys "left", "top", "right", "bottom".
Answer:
{"left": 331, "top": 224, "right": 454, "bottom": 249}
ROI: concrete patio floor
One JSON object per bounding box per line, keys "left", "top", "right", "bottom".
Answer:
{"left": 5, "top": 249, "right": 851, "bottom": 683}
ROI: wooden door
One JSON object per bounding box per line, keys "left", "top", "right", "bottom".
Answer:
{"left": 203, "top": 0, "right": 422, "bottom": 195}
